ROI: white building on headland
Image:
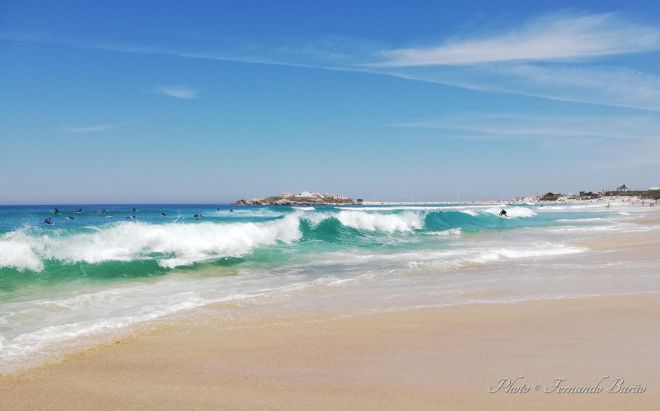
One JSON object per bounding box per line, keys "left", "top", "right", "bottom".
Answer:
{"left": 616, "top": 184, "right": 629, "bottom": 192}
{"left": 297, "top": 191, "right": 322, "bottom": 198}
{"left": 649, "top": 186, "right": 660, "bottom": 191}
{"left": 282, "top": 191, "right": 348, "bottom": 199}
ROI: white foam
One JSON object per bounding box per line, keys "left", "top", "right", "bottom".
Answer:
{"left": 0, "top": 278, "right": 265, "bottom": 370}
{"left": 0, "top": 231, "right": 44, "bottom": 271}
{"left": 335, "top": 210, "right": 423, "bottom": 232}
{"left": 336, "top": 206, "right": 446, "bottom": 211}
{"left": 483, "top": 206, "right": 537, "bottom": 218}
{"left": 300, "top": 211, "right": 332, "bottom": 226}
{"left": 425, "top": 228, "right": 462, "bottom": 237}
{"left": 556, "top": 218, "right": 606, "bottom": 223}
{"left": 0, "top": 215, "right": 303, "bottom": 271}
{"left": 470, "top": 245, "right": 585, "bottom": 263}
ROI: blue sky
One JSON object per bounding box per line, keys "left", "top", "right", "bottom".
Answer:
{"left": 1, "top": 1, "right": 660, "bottom": 203}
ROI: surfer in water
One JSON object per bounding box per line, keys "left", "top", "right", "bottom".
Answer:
{"left": 54, "top": 208, "right": 61, "bottom": 215}
{"left": 43, "top": 217, "right": 53, "bottom": 225}
{"left": 499, "top": 209, "right": 508, "bottom": 218}
{"left": 160, "top": 212, "right": 166, "bottom": 216}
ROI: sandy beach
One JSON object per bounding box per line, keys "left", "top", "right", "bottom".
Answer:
{"left": 1, "top": 295, "right": 659, "bottom": 410}
{"left": 1, "top": 216, "right": 659, "bottom": 410}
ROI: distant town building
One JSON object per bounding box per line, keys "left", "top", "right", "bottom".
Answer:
{"left": 649, "top": 186, "right": 660, "bottom": 191}
{"left": 579, "top": 191, "right": 600, "bottom": 199}
{"left": 616, "top": 184, "right": 629, "bottom": 192}
{"left": 280, "top": 191, "right": 350, "bottom": 200}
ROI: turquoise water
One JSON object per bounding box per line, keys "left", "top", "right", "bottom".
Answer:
{"left": 0, "top": 203, "right": 584, "bottom": 290}
{"left": 1, "top": 202, "right": 655, "bottom": 370}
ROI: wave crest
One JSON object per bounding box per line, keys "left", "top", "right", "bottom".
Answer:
{"left": 335, "top": 210, "right": 424, "bottom": 232}
{"left": 0, "top": 215, "right": 302, "bottom": 271}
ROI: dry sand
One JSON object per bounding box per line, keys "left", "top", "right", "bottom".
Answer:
{"left": 2, "top": 219, "right": 660, "bottom": 410}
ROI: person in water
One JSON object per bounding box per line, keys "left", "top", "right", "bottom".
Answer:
{"left": 44, "top": 218, "right": 53, "bottom": 225}
{"left": 54, "top": 208, "right": 61, "bottom": 215}
{"left": 499, "top": 209, "right": 508, "bottom": 217}
{"left": 160, "top": 212, "right": 166, "bottom": 216}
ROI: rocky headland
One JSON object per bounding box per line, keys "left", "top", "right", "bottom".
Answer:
{"left": 234, "top": 192, "right": 361, "bottom": 206}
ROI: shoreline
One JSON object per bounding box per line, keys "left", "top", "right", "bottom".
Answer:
{"left": 2, "top": 294, "right": 660, "bottom": 410}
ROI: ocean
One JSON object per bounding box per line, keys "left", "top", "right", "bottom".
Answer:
{"left": 0, "top": 202, "right": 658, "bottom": 371}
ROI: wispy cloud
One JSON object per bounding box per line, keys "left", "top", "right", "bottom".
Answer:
{"left": 148, "top": 85, "right": 199, "bottom": 99}
{"left": 373, "top": 63, "right": 660, "bottom": 112}
{"left": 373, "top": 13, "right": 660, "bottom": 67}
{"left": 62, "top": 123, "right": 125, "bottom": 134}
{"left": 391, "top": 113, "right": 660, "bottom": 142}
{"left": 3, "top": 12, "right": 660, "bottom": 111}
{"left": 392, "top": 112, "right": 660, "bottom": 170}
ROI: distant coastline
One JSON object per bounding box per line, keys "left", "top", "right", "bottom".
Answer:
{"left": 233, "top": 187, "right": 660, "bottom": 207}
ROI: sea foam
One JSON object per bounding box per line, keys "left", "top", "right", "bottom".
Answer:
{"left": 334, "top": 210, "right": 424, "bottom": 232}
{"left": 0, "top": 214, "right": 303, "bottom": 271}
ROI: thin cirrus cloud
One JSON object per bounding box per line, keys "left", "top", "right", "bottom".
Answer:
{"left": 3, "top": 12, "right": 660, "bottom": 111}
{"left": 390, "top": 113, "right": 660, "bottom": 169}
{"left": 372, "top": 13, "right": 660, "bottom": 66}
{"left": 148, "top": 85, "right": 199, "bottom": 99}
{"left": 62, "top": 123, "right": 125, "bottom": 134}
{"left": 372, "top": 63, "right": 660, "bottom": 112}
{"left": 391, "top": 113, "right": 660, "bottom": 142}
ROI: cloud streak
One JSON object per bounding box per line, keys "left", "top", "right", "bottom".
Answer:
{"left": 148, "top": 85, "right": 199, "bottom": 99}
{"left": 391, "top": 112, "right": 660, "bottom": 170}
{"left": 3, "top": 12, "right": 660, "bottom": 111}
{"left": 391, "top": 113, "right": 660, "bottom": 142}
{"left": 374, "top": 13, "right": 660, "bottom": 66}
{"left": 373, "top": 63, "right": 660, "bottom": 112}
{"left": 62, "top": 123, "right": 125, "bottom": 134}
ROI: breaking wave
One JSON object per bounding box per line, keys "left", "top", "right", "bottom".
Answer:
{"left": 0, "top": 206, "right": 542, "bottom": 272}
{"left": 0, "top": 215, "right": 302, "bottom": 271}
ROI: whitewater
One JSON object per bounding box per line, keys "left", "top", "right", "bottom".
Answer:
{"left": 1, "top": 202, "right": 659, "bottom": 371}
